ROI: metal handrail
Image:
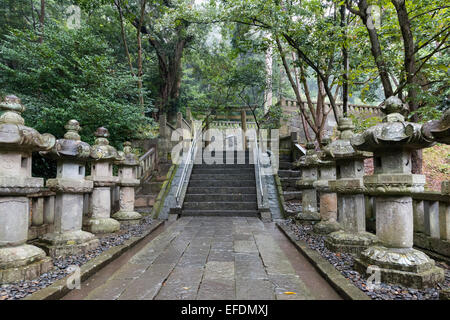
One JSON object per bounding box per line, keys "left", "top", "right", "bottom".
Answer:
{"left": 253, "top": 130, "right": 264, "bottom": 202}
{"left": 175, "top": 128, "right": 199, "bottom": 205}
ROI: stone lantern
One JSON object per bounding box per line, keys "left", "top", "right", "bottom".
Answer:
{"left": 83, "top": 127, "right": 121, "bottom": 234}
{"left": 294, "top": 142, "right": 320, "bottom": 222}
{"left": 322, "top": 117, "right": 378, "bottom": 254}
{"left": 39, "top": 120, "right": 100, "bottom": 257}
{"left": 0, "top": 95, "right": 55, "bottom": 283}
{"left": 351, "top": 97, "right": 444, "bottom": 288}
{"left": 313, "top": 139, "right": 341, "bottom": 235}
{"left": 112, "top": 141, "right": 142, "bottom": 225}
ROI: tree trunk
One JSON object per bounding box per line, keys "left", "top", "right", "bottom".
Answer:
{"left": 136, "top": 0, "right": 146, "bottom": 114}
{"left": 392, "top": 0, "right": 422, "bottom": 173}
{"left": 39, "top": 0, "right": 45, "bottom": 43}
{"left": 356, "top": 0, "right": 394, "bottom": 98}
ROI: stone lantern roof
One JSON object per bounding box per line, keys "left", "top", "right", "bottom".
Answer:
{"left": 351, "top": 97, "right": 435, "bottom": 152}
{"left": 322, "top": 117, "right": 372, "bottom": 161}
{"left": 295, "top": 142, "right": 321, "bottom": 168}
{"left": 90, "top": 127, "right": 121, "bottom": 161}
{"left": 41, "top": 120, "right": 90, "bottom": 161}
{"left": 420, "top": 108, "right": 450, "bottom": 144}
{"left": 0, "top": 95, "right": 55, "bottom": 151}
{"left": 116, "top": 141, "right": 139, "bottom": 167}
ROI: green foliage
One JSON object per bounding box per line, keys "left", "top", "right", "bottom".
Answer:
{"left": 349, "top": 114, "right": 382, "bottom": 133}
{"left": 180, "top": 26, "right": 268, "bottom": 119}
{"left": 0, "top": 23, "right": 154, "bottom": 147}
{"left": 259, "top": 103, "right": 283, "bottom": 130}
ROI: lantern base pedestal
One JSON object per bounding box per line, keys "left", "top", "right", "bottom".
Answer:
{"left": 325, "top": 230, "right": 378, "bottom": 255}
{"left": 39, "top": 230, "right": 100, "bottom": 258}
{"left": 296, "top": 210, "right": 320, "bottom": 223}
{"left": 0, "top": 244, "right": 53, "bottom": 284}
{"left": 112, "top": 210, "right": 142, "bottom": 225}
{"left": 354, "top": 246, "right": 444, "bottom": 289}
{"left": 83, "top": 217, "right": 120, "bottom": 234}
{"left": 313, "top": 220, "right": 341, "bottom": 235}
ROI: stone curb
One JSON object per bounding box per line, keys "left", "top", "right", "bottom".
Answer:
{"left": 152, "top": 164, "right": 177, "bottom": 219}
{"left": 22, "top": 220, "right": 165, "bottom": 300}
{"left": 276, "top": 223, "right": 371, "bottom": 300}
{"left": 273, "top": 174, "right": 286, "bottom": 218}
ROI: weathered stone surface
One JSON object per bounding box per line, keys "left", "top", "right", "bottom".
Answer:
{"left": 351, "top": 97, "right": 435, "bottom": 153}
{"left": 376, "top": 196, "right": 413, "bottom": 248}
{"left": 46, "top": 178, "right": 93, "bottom": 193}
{"left": 80, "top": 217, "right": 323, "bottom": 300}
{"left": 0, "top": 95, "right": 55, "bottom": 152}
{"left": 355, "top": 246, "right": 444, "bottom": 289}
{"left": 350, "top": 98, "right": 443, "bottom": 288}
{"left": 313, "top": 220, "right": 341, "bottom": 235}
{"left": 84, "top": 129, "right": 121, "bottom": 234}
{"left": 0, "top": 95, "right": 55, "bottom": 283}
{"left": 413, "top": 231, "right": 450, "bottom": 258}
{"left": 420, "top": 108, "right": 450, "bottom": 145}
{"left": 39, "top": 120, "right": 99, "bottom": 257}
{"left": 83, "top": 217, "right": 120, "bottom": 234}
{"left": 113, "top": 143, "right": 142, "bottom": 224}
{"left": 325, "top": 230, "right": 378, "bottom": 255}
{"left": 39, "top": 230, "right": 100, "bottom": 257}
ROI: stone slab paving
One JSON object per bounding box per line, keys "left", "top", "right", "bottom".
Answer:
{"left": 83, "top": 216, "right": 338, "bottom": 300}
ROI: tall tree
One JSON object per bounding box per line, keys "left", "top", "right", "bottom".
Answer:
{"left": 346, "top": 0, "right": 450, "bottom": 172}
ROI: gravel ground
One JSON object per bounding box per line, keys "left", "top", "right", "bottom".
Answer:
{"left": 281, "top": 219, "right": 450, "bottom": 300}
{"left": 283, "top": 200, "right": 302, "bottom": 217}
{"left": 0, "top": 216, "right": 154, "bottom": 300}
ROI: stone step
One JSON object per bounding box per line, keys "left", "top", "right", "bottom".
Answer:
{"left": 136, "top": 206, "right": 153, "bottom": 214}
{"left": 280, "top": 177, "right": 298, "bottom": 189}
{"left": 188, "top": 180, "right": 255, "bottom": 187}
{"left": 185, "top": 194, "right": 257, "bottom": 202}
{"left": 279, "top": 161, "right": 293, "bottom": 170}
{"left": 181, "top": 210, "right": 259, "bottom": 217}
{"left": 141, "top": 181, "right": 164, "bottom": 194}
{"left": 134, "top": 194, "right": 156, "bottom": 208}
{"left": 196, "top": 159, "right": 253, "bottom": 165}
{"left": 183, "top": 201, "right": 257, "bottom": 210}
{"left": 193, "top": 164, "right": 254, "bottom": 169}
{"left": 283, "top": 191, "right": 302, "bottom": 201}
{"left": 192, "top": 168, "right": 254, "bottom": 175}
{"left": 278, "top": 170, "right": 301, "bottom": 178}
{"left": 190, "top": 173, "right": 255, "bottom": 180}
{"left": 186, "top": 187, "right": 256, "bottom": 194}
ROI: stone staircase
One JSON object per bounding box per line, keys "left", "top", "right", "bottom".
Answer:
{"left": 181, "top": 150, "right": 259, "bottom": 217}
{"left": 134, "top": 163, "right": 172, "bottom": 214}
{"left": 278, "top": 146, "right": 302, "bottom": 215}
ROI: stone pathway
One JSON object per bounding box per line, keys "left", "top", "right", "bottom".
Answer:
{"left": 66, "top": 217, "right": 341, "bottom": 300}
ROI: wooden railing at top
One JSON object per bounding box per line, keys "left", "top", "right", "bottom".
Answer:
{"left": 210, "top": 121, "right": 258, "bottom": 129}
{"left": 280, "top": 97, "right": 382, "bottom": 116}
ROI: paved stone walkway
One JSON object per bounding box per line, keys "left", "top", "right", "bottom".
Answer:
{"left": 71, "top": 217, "right": 341, "bottom": 300}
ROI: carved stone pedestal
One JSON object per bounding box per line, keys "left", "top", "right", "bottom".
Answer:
{"left": 112, "top": 142, "right": 142, "bottom": 225}
{"left": 322, "top": 118, "right": 377, "bottom": 254}
{"left": 354, "top": 246, "right": 444, "bottom": 289}
{"left": 295, "top": 143, "right": 320, "bottom": 223}
{"left": 83, "top": 127, "right": 120, "bottom": 234}
{"left": 0, "top": 95, "right": 55, "bottom": 283}
{"left": 313, "top": 142, "right": 341, "bottom": 235}
{"left": 39, "top": 120, "right": 99, "bottom": 257}
{"left": 351, "top": 97, "right": 444, "bottom": 288}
